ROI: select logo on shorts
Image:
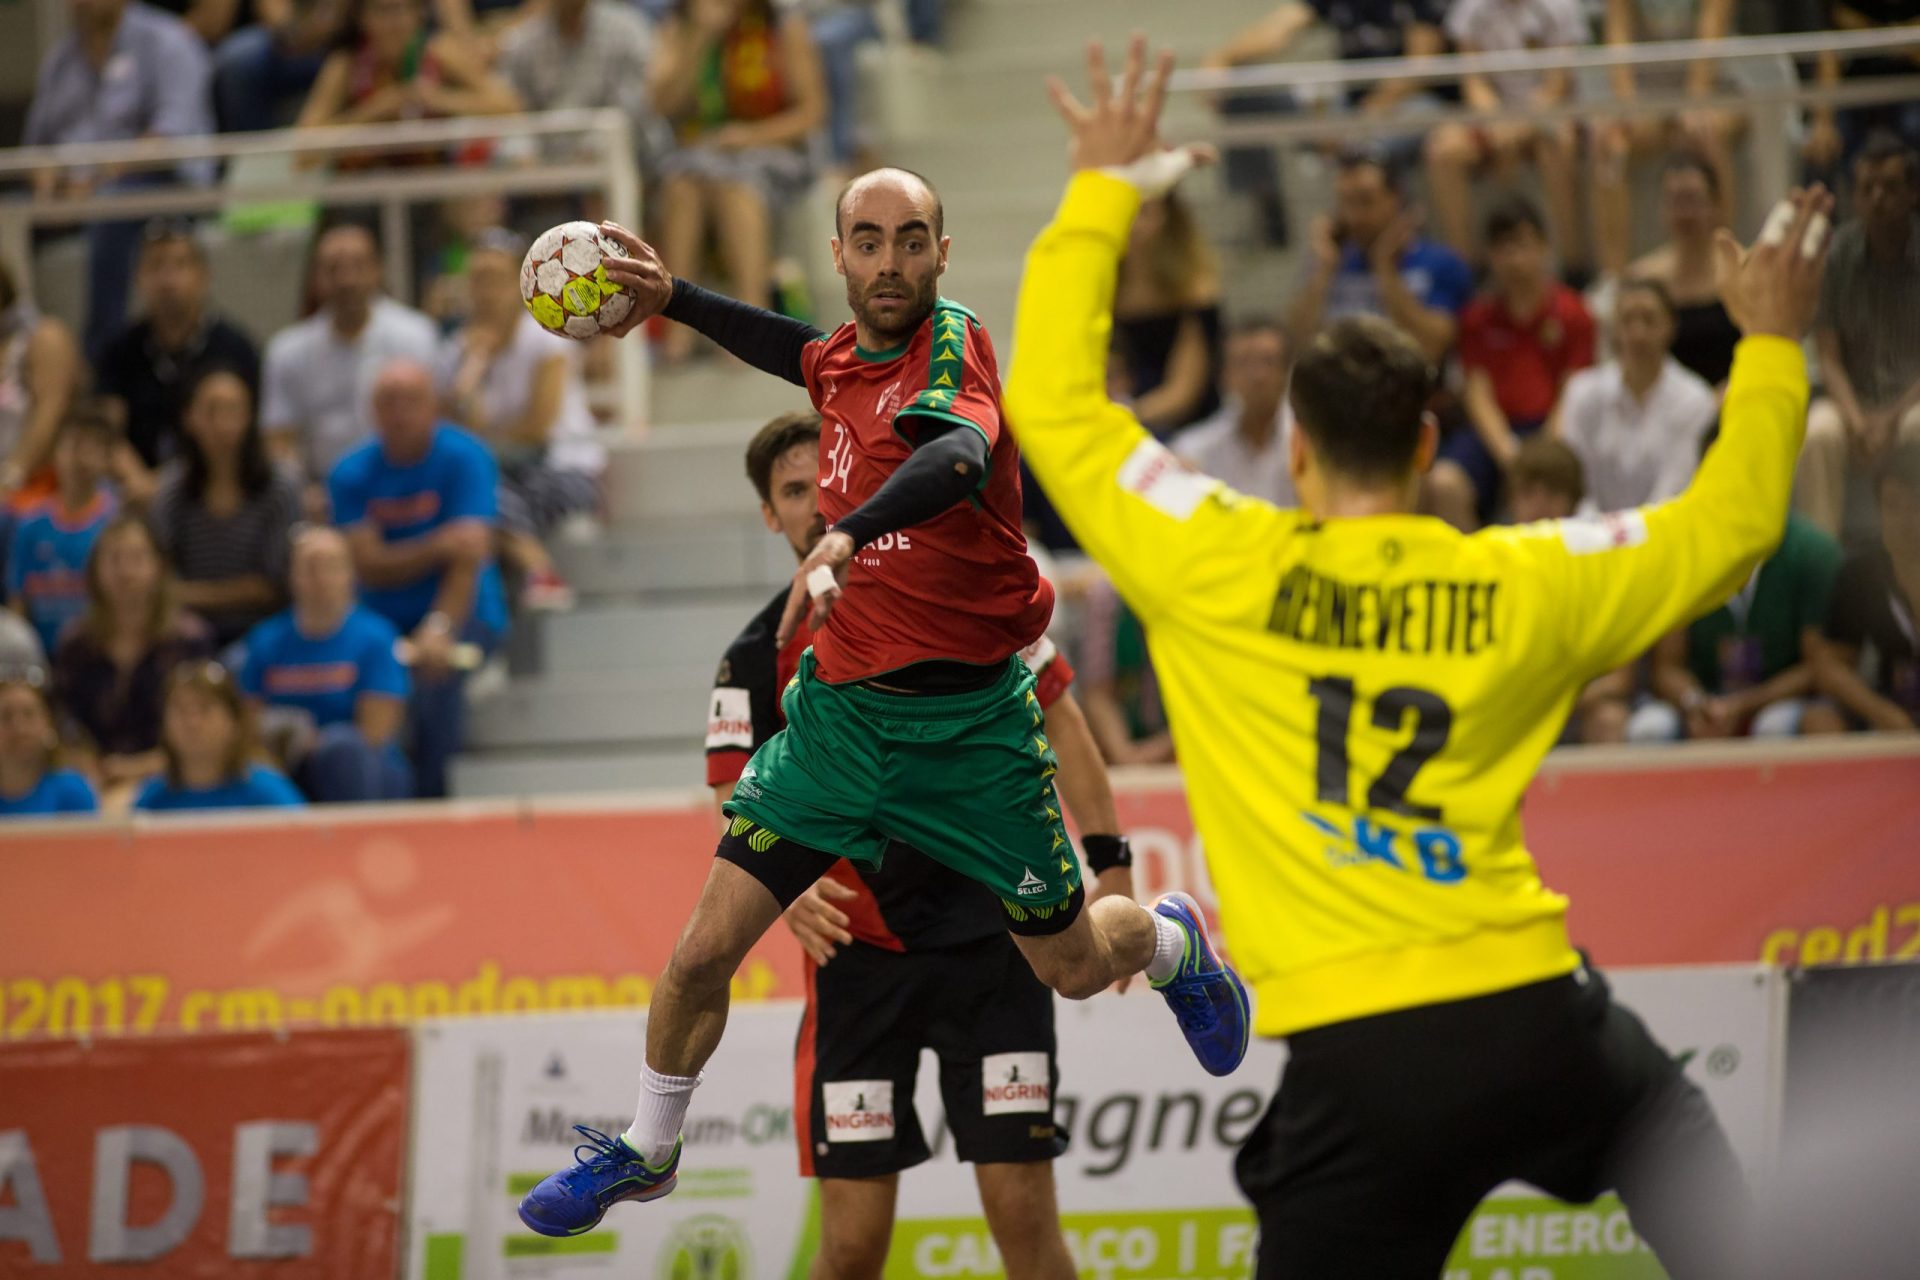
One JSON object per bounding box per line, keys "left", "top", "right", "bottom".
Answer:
{"left": 981, "top": 1052, "right": 1050, "bottom": 1116}
{"left": 1016, "top": 867, "right": 1049, "bottom": 897}
{"left": 822, "top": 1080, "right": 894, "bottom": 1143}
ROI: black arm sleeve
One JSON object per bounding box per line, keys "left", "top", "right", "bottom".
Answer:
{"left": 831, "top": 422, "right": 989, "bottom": 548}
{"left": 662, "top": 279, "right": 826, "bottom": 386}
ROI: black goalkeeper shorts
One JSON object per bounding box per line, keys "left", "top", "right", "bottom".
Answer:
{"left": 794, "top": 932, "right": 1067, "bottom": 1179}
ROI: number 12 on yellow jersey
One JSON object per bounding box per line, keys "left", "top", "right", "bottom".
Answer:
{"left": 1303, "top": 675, "right": 1465, "bottom": 884}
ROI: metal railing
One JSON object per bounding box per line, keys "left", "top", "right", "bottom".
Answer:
{"left": 0, "top": 108, "right": 648, "bottom": 429}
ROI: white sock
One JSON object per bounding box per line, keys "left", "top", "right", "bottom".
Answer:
{"left": 1145, "top": 912, "right": 1186, "bottom": 983}
{"left": 625, "top": 1065, "right": 701, "bottom": 1166}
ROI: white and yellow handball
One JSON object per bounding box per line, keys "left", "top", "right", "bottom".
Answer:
{"left": 519, "top": 221, "right": 635, "bottom": 341}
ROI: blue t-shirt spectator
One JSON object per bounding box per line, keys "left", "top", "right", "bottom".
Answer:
{"left": 327, "top": 424, "right": 509, "bottom": 636}
{"left": 1325, "top": 239, "right": 1475, "bottom": 325}
{"left": 134, "top": 763, "right": 306, "bottom": 812}
{"left": 240, "top": 604, "right": 410, "bottom": 728}
{"left": 0, "top": 767, "right": 98, "bottom": 817}
{"left": 5, "top": 493, "right": 115, "bottom": 654}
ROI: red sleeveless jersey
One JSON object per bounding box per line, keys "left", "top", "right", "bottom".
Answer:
{"left": 799, "top": 299, "right": 1053, "bottom": 682}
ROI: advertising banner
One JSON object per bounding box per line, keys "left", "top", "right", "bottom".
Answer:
{"left": 0, "top": 806, "right": 806, "bottom": 1042}
{"left": 4, "top": 747, "right": 1909, "bottom": 1043}
{"left": 0, "top": 1028, "right": 409, "bottom": 1278}
{"left": 406, "top": 966, "right": 1778, "bottom": 1280}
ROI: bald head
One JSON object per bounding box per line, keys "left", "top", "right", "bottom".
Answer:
{"left": 290, "top": 525, "right": 355, "bottom": 618}
{"left": 834, "top": 167, "right": 944, "bottom": 242}
{"left": 372, "top": 357, "right": 438, "bottom": 460}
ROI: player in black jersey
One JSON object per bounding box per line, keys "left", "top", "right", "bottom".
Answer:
{"left": 705, "top": 410, "right": 1136, "bottom": 1280}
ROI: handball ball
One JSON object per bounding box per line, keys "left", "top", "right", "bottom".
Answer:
{"left": 520, "top": 221, "right": 635, "bottom": 341}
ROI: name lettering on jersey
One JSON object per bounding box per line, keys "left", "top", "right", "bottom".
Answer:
{"left": 1268, "top": 566, "right": 1500, "bottom": 658}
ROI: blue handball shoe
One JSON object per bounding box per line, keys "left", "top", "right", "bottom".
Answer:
{"left": 517, "top": 1126, "right": 679, "bottom": 1237}
{"left": 1151, "top": 892, "right": 1252, "bottom": 1077}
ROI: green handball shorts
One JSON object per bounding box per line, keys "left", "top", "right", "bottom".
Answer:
{"left": 722, "top": 648, "right": 1084, "bottom": 932}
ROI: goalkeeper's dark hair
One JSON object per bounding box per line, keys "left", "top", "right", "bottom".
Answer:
{"left": 1288, "top": 315, "right": 1433, "bottom": 484}
{"left": 745, "top": 411, "right": 822, "bottom": 505}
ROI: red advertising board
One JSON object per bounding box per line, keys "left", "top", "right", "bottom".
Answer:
{"left": 0, "top": 1029, "right": 408, "bottom": 1276}
{"left": 1, "top": 745, "right": 1915, "bottom": 1043}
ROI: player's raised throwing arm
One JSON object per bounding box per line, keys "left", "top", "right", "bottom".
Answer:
{"left": 1005, "top": 42, "right": 1265, "bottom": 622}
{"left": 1506, "top": 188, "right": 1836, "bottom": 677}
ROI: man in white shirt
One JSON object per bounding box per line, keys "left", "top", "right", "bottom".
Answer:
{"left": 1552, "top": 277, "right": 1718, "bottom": 513}
{"left": 1424, "top": 0, "right": 1590, "bottom": 272}
{"left": 262, "top": 224, "right": 439, "bottom": 501}
{"left": 1175, "top": 317, "right": 1296, "bottom": 508}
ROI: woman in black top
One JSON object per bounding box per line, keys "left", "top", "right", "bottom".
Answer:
{"left": 1112, "top": 191, "right": 1224, "bottom": 436}
{"left": 148, "top": 368, "right": 299, "bottom": 647}
{"left": 1627, "top": 154, "right": 1741, "bottom": 387}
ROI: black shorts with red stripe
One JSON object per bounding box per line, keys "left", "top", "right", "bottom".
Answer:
{"left": 795, "top": 932, "right": 1065, "bottom": 1179}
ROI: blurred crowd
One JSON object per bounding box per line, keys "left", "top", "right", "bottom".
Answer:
{"left": 1043, "top": 0, "right": 1920, "bottom": 765}
{"left": 4, "top": 0, "right": 1920, "bottom": 821}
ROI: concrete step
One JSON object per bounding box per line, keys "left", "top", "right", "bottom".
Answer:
{"left": 522, "top": 598, "right": 760, "bottom": 673}
{"left": 449, "top": 743, "right": 703, "bottom": 798}
{"left": 603, "top": 420, "right": 766, "bottom": 522}
{"left": 467, "top": 665, "right": 720, "bottom": 749}
{"left": 649, "top": 359, "right": 816, "bottom": 431}
{"left": 552, "top": 516, "right": 793, "bottom": 600}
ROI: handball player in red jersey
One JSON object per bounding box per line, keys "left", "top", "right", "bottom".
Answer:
{"left": 517, "top": 165, "right": 1250, "bottom": 1240}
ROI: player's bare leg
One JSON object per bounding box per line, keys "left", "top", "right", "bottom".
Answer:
{"left": 1011, "top": 894, "right": 1154, "bottom": 1000}
{"left": 976, "top": 1162, "right": 1078, "bottom": 1280}
{"left": 516, "top": 856, "right": 788, "bottom": 1237}
{"left": 645, "top": 857, "right": 787, "bottom": 1078}
{"left": 810, "top": 1175, "right": 900, "bottom": 1280}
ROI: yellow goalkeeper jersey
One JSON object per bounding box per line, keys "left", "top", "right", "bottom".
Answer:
{"left": 1006, "top": 172, "right": 1811, "bottom": 1037}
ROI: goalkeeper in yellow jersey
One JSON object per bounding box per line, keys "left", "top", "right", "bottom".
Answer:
{"left": 1005, "top": 38, "right": 1835, "bottom": 1280}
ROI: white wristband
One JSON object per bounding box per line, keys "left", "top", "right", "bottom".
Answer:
{"left": 806, "top": 565, "right": 838, "bottom": 600}
{"left": 1098, "top": 149, "right": 1199, "bottom": 201}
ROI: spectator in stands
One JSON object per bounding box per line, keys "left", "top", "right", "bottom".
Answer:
{"left": 440, "top": 231, "right": 603, "bottom": 613}
{"left": 1201, "top": 0, "right": 1448, "bottom": 247}
{"left": 1433, "top": 196, "right": 1596, "bottom": 530}
{"left": 6, "top": 409, "right": 117, "bottom": 656}
{"left": 135, "top": 661, "right": 305, "bottom": 810}
{"left": 1077, "top": 573, "right": 1172, "bottom": 767}
{"left": 1114, "top": 192, "right": 1224, "bottom": 436}
{"left": 1803, "top": 1, "right": 1920, "bottom": 181}
{"left": 330, "top": 358, "right": 506, "bottom": 798}
{"left": 0, "top": 673, "right": 98, "bottom": 818}
{"left": 149, "top": 369, "right": 300, "bottom": 649}
{"left": 53, "top": 514, "right": 214, "bottom": 808}
{"left": 294, "top": 0, "right": 521, "bottom": 141}
{"left": 1503, "top": 438, "right": 1636, "bottom": 743}
{"left": 1635, "top": 460, "right": 1841, "bottom": 741}
{"left": 1425, "top": 0, "right": 1589, "bottom": 275}
{"left": 418, "top": 195, "right": 507, "bottom": 333}
{"left": 1553, "top": 276, "right": 1717, "bottom": 514}
{"left": 647, "top": 0, "right": 826, "bottom": 363}
{"left": 24, "top": 0, "right": 214, "bottom": 362}
{"left": 1805, "top": 440, "right": 1920, "bottom": 735}
{"left": 97, "top": 223, "right": 262, "bottom": 509}
{"left": 0, "top": 260, "right": 81, "bottom": 515}
{"left": 241, "top": 526, "right": 413, "bottom": 801}
{"left": 1803, "top": 133, "right": 1920, "bottom": 542}
{"left": 1592, "top": 0, "right": 1740, "bottom": 282}
{"left": 1626, "top": 154, "right": 1741, "bottom": 388}
{"left": 263, "top": 224, "right": 439, "bottom": 500}
{"left": 1287, "top": 147, "right": 1472, "bottom": 364}
{"left": 213, "top": 0, "right": 351, "bottom": 131}
{"left": 1508, "top": 435, "right": 1584, "bottom": 524}
{"left": 0, "top": 610, "right": 44, "bottom": 670}
{"left": 1175, "top": 316, "right": 1295, "bottom": 508}
{"left": 499, "top": 0, "right": 659, "bottom": 169}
